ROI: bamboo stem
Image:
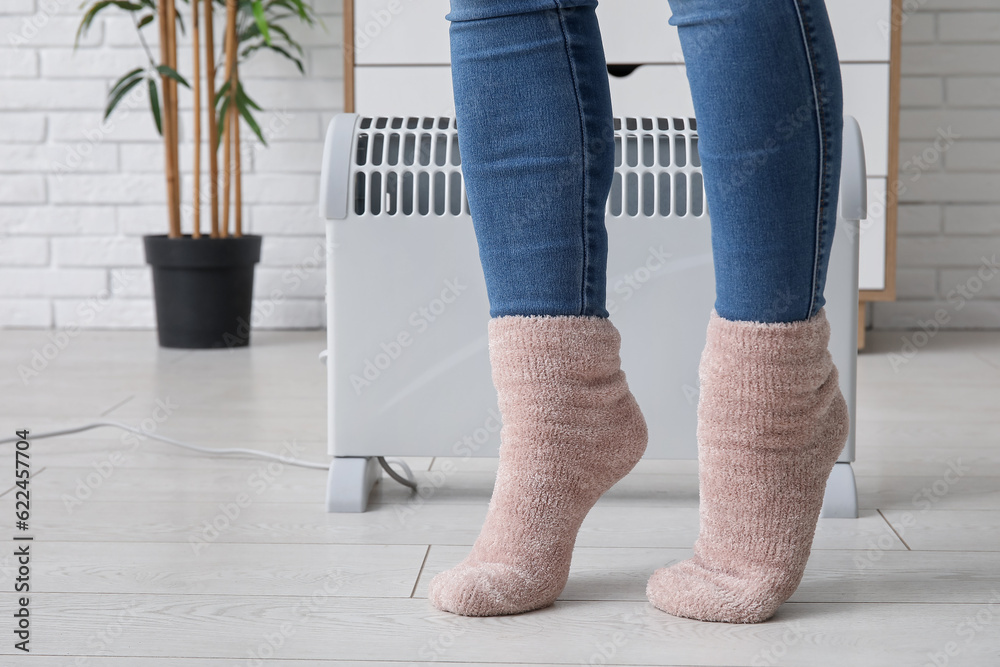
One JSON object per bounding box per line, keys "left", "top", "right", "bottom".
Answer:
{"left": 158, "top": 0, "right": 180, "bottom": 238}
{"left": 203, "top": 0, "right": 219, "bottom": 237}
{"left": 191, "top": 0, "right": 201, "bottom": 239}
{"left": 221, "top": 0, "right": 238, "bottom": 238}
{"left": 221, "top": 109, "right": 231, "bottom": 238}
{"left": 166, "top": 0, "right": 179, "bottom": 230}
{"left": 232, "top": 55, "right": 242, "bottom": 236}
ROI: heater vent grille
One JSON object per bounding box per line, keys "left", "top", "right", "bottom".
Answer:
{"left": 349, "top": 115, "right": 705, "bottom": 219}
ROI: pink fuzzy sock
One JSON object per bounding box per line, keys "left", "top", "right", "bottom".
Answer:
{"left": 429, "top": 315, "right": 648, "bottom": 616}
{"left": 646, "top": 307, "right": 849, "bottom": 623}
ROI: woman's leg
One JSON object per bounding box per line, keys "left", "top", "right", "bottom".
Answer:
{"left": 646, "top": 0, "right": 849, "bottom": 623}
{"left": 428, "top": 0, "right": 647, "bottom": 617}
{"left": 446, "top": 0, "right": 614, "bottom": 318}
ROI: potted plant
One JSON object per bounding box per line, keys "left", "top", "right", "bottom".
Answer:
{"left": 76, "top": 0, "right": 320, "bottom": 348}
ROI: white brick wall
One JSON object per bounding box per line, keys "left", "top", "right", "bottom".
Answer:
{"left": 0, "top": 0, "right": 341, "bottom": 329}
{"left": 1, "top": 2, "right": 998, "bottom": 331}
{"left": 871, "top": 1, "right": 1000, "bottom": 329}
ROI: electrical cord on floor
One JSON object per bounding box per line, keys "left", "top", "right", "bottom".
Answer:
{"left": 0, "top": 421, "right": 419, "bottom": 490}
{"left": 377, "top": 456, "right": 418, "bottom": 492}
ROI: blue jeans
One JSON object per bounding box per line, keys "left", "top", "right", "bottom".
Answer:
{"left": 446, "top": 0, "right": 843, "bottom": 323}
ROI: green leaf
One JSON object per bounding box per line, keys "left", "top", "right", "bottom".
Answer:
{"left": 240, "top": 43, "right": 303, "bottom": 74}
{"left": 236, "top": 82, "right": 262, "bottom": 111}
{"left": 147, "top": 77, "right": 162, "bottom": 136}
{"left": 155, "top": 64, "right": 191, "bottom": 88}
{"left": 265, "top": 24, "right": 301, "bottom": 55}
{"left": 104, "top": 68, "right": 145, "bottom": 119}
{"left": 75, "top": 0, "right": 146, "bottom": 48}
{"left": 216, "top": 80, "right": 231, "bottom": 106}
{"left": 174, "top": 6, "right": 186, "bottom": 36}
{"left": 108, "top": 67, "right": 144, "bottom": 98}
{"left": 236, "top": 97, "right": 265, "bottom": 145}
{"left": 136, "top": 13, "right": 154, "bottom": 29}
{"left": 251, "top": 0, "right": 271, "bottom": 45}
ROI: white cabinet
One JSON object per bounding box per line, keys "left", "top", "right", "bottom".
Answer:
{"left": 352, "top": 0, "right": 450, "bottom": 65}
{"left": 355, "top": 65, "right": 455, "bottom": 116}
{"left": 608, "top": 65, "right": 694, "bottom": 118}
{"left": 843, "top": 64, "right": 891, "bottom": 177}
{"left": 860, "top": 178, "right": 888, "bottom": 291}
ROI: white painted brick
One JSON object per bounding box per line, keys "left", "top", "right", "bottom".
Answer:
{"left": 102, "top": 16, "right": 160, "bottom": 48}
{"left": 897, "top": 204, "right": 943, "bottom": 234}
{"left": 0, "top": 268, "right": 106, "bottom": 296}
{"left": 899, "top": 141, "right": 945, "bottom": 171}
{"left": 251, "top": 298, "right": 324, "bottom": 329}
{"left": 0, "top": 174, "right": 45, "bottom": 203}
{"left": 0, "top": 113, "right": 45, "bottom": 142}
{"left": 940, "top": 267, "right": 1000, "bottom": 299}
{"left": 900, "top": 77, "right": 943, "bottom": 107}
{"left": 108, "top": 267, "right": 151, "bottom": 297}
{"left": 938, "top": 12, "right": 1000, "bottom": 43}
{"left": 922, "top": 0, "right": 1000, "bottom": 8}
{"left": 52, "top": 235, "right": 145, "bottom": 266}
{"left": 259, "top": 236, "right": 326, "bottom": 267}
{"left": 944, "top": 205, "right": 1000, "bottom": 234}
{"left": 0, "top": 143, "right": 117, "bottom": 173}
{"left": 257, "top": 110, "right": 322, "bottom": 141}
{"left": 900, "top": 13, "right": 936, "bottom": 43}
{"left": 238, "top": 174, "right": 318, "bottom": 204}
{"left": 119, "top": 141, "right": 256, "bottom": 177}
{"left": 947, "top": 76, "right": 1000, "bottom": 107}
{"left": 49, "top": 173, "right": 165, "bottom": 204}
{"left": 268, "top": 15, "right": 342, "bottom": 48}
{"left": 0, "top": 0, "right": 37, "bottom": 14}
{"left": 48, "top": 104, "right": 160, "bottom": 143}
{"left": 900, "top": 110, "right": 1000, "bottom": 140}
{"left": 117, "top": 205, "right": 168, "bottom": 236}
{"left": 0, "top": 16, "right": 100, "bottom": 48}
{"left": 253, "top": 141, "right": 324, "bottom": 173}
{"left": 121, "top": 142, "right": 194, "bottom": 174}
{"left": 0, "top": 299, "right": 51, "bottom": 328}
{"left": 901, "top": 173, "right": 1000, "bottom": 203}
{"left": 240, "top": 49, "right": 315, "bottom": 79}
{"left": 945, "top": 141, "right": 1000, "bottom": 171}
{"left": 39, "top": 47, "right": 146, "bottom": 79}
{"left": 0, "top": 79, "right": 105, "bottom": 110}
{"left": 871, "top": 301, "right": 1000, "bottom": 329}
{"left": 249, "top": 205, "right": 323, "bottom": 235}
{"left": 254, "top": 266, "right": 326, "bottom": 299}
{"left": 897, "top": 236, "right": 1000, "bottom": 267}
{"left": 895, "top": 268, "right": 938, "bottom": 298}
{"left": 0, "top": 48, "right": 36, "bottom": 76}
{"left": 0, "top": 237, "right": 48, "bottom": 265}
{"left": 54, "top": 297, "right": 154, "bottom": 328}
{"left": 309, "top": 47, "right": 344, "bottom": 79}
{"left": 0, "top": 205, "right": 116, "bottom": 235}
{"left": 902, "top": 45, "right": 1000, "bottom": 75}
{"left": 243, "top": 80, "right": 342, "bottom": 110}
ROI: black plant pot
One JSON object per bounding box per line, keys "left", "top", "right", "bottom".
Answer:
{"left": 143, "top": 234, "right": 263, "bottom": 349}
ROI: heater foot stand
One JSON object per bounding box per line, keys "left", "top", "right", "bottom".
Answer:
{"left": 820, "top": 462, "right": 858, "bottom": 518}
{"left": 326, "top": 456, "right": 381, "bottom": 512}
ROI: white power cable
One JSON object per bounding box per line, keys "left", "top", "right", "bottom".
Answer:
{"left": 0, "top": 421, "right": 325, "bottom": 470}
{"left": 0, "top": 420, "right": 420, "bottom": 489}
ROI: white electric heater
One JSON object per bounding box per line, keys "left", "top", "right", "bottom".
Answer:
{"left": 319, "top": 113, "right": 867, "bottom": 516}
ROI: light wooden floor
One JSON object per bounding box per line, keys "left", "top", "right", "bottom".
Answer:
{"left": 1, "top": 327, "right": 998, "bottom": 666}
